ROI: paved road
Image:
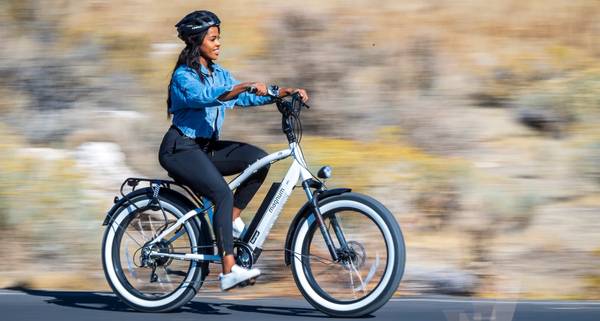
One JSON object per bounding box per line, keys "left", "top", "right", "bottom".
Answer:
{"left": 1, "top": 289, "right": 599, "bottom": 321}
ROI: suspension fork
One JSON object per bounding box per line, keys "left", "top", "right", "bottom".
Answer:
{"left": 302, "top": 181, "right": 339, "bottom": 262}
{"left": 330, "top": 214, "right": 349, "bottom": 249}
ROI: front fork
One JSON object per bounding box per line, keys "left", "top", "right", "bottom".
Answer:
{"left": 302, "top": 180, "right": 348, "bottom": 262}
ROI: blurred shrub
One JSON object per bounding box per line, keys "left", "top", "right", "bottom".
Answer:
{"left": 413, "top": 187, "right": 460, "bottom": 230}
{"left": 575, "top": 141, "right": 600, "bottom": 188}
{"left": 101, "top": 32, "right": 152, "bottom": 75}
{"left": 412, "top": 162, "right": 464, "bottom": 230}
{"left": 0, "top": 124, "right": 99, "bottom": 265}
{"left": 14, "top": 59, "right": 94, "bottom": 112}
{"left": 565, "top": 72, "right": 600, "bottom": 123}
{"left": 584, "top": 274, "right": 600, "bottom": 299}
{"left": 261, "top": 11, "right": 392, "bottom": 136}
{"left": 1, "top": 0, "right": 67, "bottom": 41}
{"left": 514, "top": 92, "right": 574, "bottom": 138}
{"left": 462, "top": 177, "right": 541, "bottom": 232}
{"left": 2, "top": 0, "right": 36, "bottom": 30}
{"left": 408, "top": 35, "right": 438, "bottom": 95}
{"left": 513, "top": 71, "right": 600, "bottom": 137}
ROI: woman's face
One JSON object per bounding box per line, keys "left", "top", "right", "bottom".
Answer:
{"left": 200, "top": 26, "right": 221, "bottom": 61}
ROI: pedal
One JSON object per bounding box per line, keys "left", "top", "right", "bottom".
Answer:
{"left": 237, "top": 277, "right": 257, "bottom": 288}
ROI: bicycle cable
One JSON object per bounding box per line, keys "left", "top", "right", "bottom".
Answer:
{"left": 283, "top": 94, "right": 328, "bottom": 189}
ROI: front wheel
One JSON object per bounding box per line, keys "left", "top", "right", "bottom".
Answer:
{"left": 290, "top": 193, "right": 405, "bottom": 317}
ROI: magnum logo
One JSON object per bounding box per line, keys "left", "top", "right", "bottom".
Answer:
{"left": 268, "top": 188, "right": 287, "bottom": 214}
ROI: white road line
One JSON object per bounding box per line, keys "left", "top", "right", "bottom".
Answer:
{"left": 389, "top": 298, "right": 600, "bottom": 306}
{"left": 0, "top": 292, "right": 27, "bottom": 295}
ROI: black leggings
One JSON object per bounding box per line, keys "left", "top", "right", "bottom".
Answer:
{"left": 158, "top": 126, "right": 270, "bottom": 256}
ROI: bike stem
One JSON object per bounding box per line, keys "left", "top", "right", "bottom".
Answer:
{"left": 302, "top": 180, "right": 340, "bottom": 262}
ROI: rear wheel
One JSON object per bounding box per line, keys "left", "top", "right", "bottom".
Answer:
{"left": 102, "top": 191, "right": 205, "bottom": 312}
{"left": 290, "top": 193, "right": 405, "bottom": 317}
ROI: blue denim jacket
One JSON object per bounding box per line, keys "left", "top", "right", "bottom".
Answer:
{"left": 169, "top": 64, "right": 274, "bottom": 139}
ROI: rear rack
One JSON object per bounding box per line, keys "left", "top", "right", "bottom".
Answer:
{"left": 117, "top": 177, "right": 204, "bottom": 210}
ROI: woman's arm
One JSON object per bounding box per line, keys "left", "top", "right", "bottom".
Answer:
{"left": 233, "top": 85, "right": 310, "bottom": 107}
{"left": 173, "top": 69, "right": 236, "bottom": 109}
{"left": 218, "top": 82, "right": 267, "bottom": 101}
{"left": 219, "top": 69, "right": 309, "bottom": 106}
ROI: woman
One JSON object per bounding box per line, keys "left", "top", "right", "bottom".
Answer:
{"left": 158, "top": 10, "right": 308, "bottom": 291}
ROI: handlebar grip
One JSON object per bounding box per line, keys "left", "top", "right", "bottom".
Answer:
{"left": 290, "top": 92, "right": 310, "bottom": 108}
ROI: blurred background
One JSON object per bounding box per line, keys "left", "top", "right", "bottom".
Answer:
{"left": 0, "top": 0, "right": 599, "bottom": 299}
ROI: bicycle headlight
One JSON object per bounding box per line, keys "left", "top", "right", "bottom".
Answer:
{"left": 317, "top": 166, "right": 332, "bottom": 179}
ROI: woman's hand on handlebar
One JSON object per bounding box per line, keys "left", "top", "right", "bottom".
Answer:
{"left": 245, "top": 84, "right": 309, "bottom": 103}
{"left": 224, "top": 81, "right": 309, "bottom": 104}
{"left": 294, "top": 88, "right": 309, "bottom": 103}
{"left": 281, "top": 87, "right": 309, "bottom": 103}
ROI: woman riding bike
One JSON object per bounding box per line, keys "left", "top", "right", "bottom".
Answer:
{"left": 158, "top": 10, "right": 308, "bottom": 291}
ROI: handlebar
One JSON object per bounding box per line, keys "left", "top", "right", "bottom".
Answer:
{"left": 246, "top": 86, "right": 310, "bottom": 109}
{"left": 246, "top": 85, "right": 307, "bottom": 144}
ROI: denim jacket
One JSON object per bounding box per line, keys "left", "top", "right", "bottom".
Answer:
{"left": 169, "top": 64, "right": 274, "bottom": 139}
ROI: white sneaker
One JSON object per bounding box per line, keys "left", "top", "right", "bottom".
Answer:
{"left": 232, "top": 217, "right": 245, "bottom": 239}
{"left": 219, "top": 264, "right": 261, "bottom": 291}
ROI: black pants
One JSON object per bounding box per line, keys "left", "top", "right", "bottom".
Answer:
{"left": 158, "top": 126, "right": 270, "bottom": 256}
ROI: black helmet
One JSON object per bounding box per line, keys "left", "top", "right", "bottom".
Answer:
{"left": 175, "top": 10, "right": 220, "bottom": 40}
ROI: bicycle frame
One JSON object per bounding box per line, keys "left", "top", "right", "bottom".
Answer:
{"left": 146, "top": 141, "right": 316, "bottom": 263}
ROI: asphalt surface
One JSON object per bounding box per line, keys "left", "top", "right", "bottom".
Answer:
{"left": 1, "top": 289, "right": 599, "bottom": 321}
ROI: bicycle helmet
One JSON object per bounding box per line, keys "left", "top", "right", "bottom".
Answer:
{"left": 175, "top": 10, "right": 220, "bottom": 40}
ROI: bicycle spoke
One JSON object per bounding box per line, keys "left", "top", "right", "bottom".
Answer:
{"left": 156, "top": 267, "right": 167, "bottom": 290}
{"left": 109, "top": 220, "right": 145, "bottom": 248}
{"left": 349, "top": 260, "right": 367, "bottom": 294}
{"left": 358, "top": 252, "right": 380, "bottom": 292}
{"left": 136, "top": 218, "right": 149, "bottom": 240}
{"left": 162, "top": 266, "right": 172, "bottom": 283}
{"left": 126, "top": 226, "right": 150, "bottom": 246}
{"left": 148, "top": 213, "right": 157, "bottom": 238}
{"left": 348, "top": 263, "right": 357, "bottom": 299}
{"left": 290, "top": 249, "right": 337, "bottom": 266}
{"left": 124, "top": 239, "right": 138, "bottom": 278}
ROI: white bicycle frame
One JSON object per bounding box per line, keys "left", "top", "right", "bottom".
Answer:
{"left": 147, "top": 142, "right": 314, "bottom": 262}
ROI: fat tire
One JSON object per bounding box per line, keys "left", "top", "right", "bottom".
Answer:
{"left": 101, "top": 192, "right": 205, "bottom": 312}
{"left": 290, "top": 192, "right": 405, "bottom": 317}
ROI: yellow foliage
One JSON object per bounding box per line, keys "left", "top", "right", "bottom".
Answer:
{"left": 267, "top": 130, "right": 467, "bottom": 191}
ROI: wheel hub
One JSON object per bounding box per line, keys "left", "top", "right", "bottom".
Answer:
{"left": 154, "top": 240, "right": 174, "bottom": 266}
{"left": 140, "top": 240, "right": 173, "bottom": 267}
{"left": 338, "top": 241, "right": 366, "bottom": 270}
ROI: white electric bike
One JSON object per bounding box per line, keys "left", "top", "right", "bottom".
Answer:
{"left": 101, "top": 92, "right": 406, "bottom": 317}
